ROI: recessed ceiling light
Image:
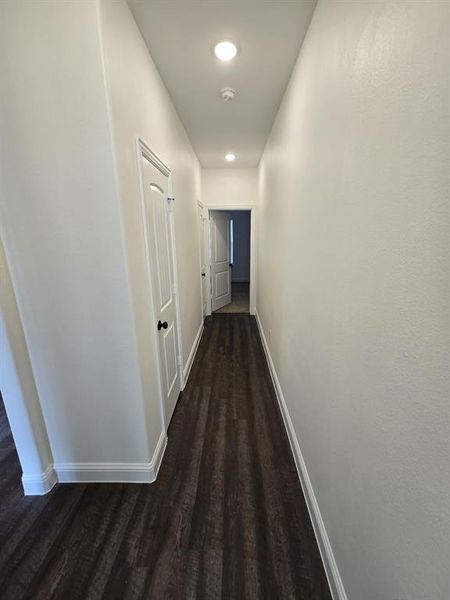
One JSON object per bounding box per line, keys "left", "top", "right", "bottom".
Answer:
{"left": 225, "top": 153, "right": 236, "bottom": 162}
{"left": 214, "top": 41, "right": 237, "bottom": 62}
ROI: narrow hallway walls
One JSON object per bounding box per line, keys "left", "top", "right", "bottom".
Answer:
{"left": 257, "top": 1, "right": 450, "bottom": 598}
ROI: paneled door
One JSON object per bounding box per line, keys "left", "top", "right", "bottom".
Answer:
{"left": 210, "top": 211, "right": 232, "bottom": 311}
{"left": 142, "top": 154, "right": 180, "bottom": 427}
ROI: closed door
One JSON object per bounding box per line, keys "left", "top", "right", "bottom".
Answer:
{"left": 198, "top": 206, "right": 208, "bottom": 317}
{"left": 210, "top": 211, "right": 231, "bottom": 311}
{"left": 142, "top": 156, "right": 180, "bottom": 426}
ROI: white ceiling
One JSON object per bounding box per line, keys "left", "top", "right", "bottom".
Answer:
{"left": 127, "top": 0, "right": 316, "bottom": 168}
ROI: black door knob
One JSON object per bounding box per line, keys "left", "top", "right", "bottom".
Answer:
{"left": 157, "top": 320, "right": 168, "bottom": 331}
{"left": 201, "top": 272, "right": 206, "bottom": 277}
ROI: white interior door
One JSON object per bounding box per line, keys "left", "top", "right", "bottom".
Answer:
{"left": 210, "top": 211, "right": 232, "bottom": 312}
{"left": 142, "top": 156, "right": 180, "bottom": 426}
{"left": 198, "top": 205, "right": 208, "bottom": 318}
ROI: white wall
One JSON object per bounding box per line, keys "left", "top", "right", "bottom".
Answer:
{"left": 98, "top": 0, "right": 203, "bottom": 441}
{"left": 0, "top": 1, "right": 175, "bottom": 475}
{"left": 231, "top": 211, "right": 251, "bottom": 282}
{"left": 0, "top": 240, "right": 55, "bottom": 494}
{"left": 257, "top": 2, "right": 450, "bottom": 599}
{"left": 0, "top": 0, "right": 203, "bottom": 485}
{"left": 202, "top": 168, "right": 257, "bottom": 206}
{"left": 202, "top": 168, "right": 257, "bottom": 311}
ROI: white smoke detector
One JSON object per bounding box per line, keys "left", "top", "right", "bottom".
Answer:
{"left": 221, "top": 87, "right": 237, "bottom": 102}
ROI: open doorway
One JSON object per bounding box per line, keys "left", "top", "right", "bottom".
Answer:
{"left": 210, "top": 209, "right": 251, "bottom": 314}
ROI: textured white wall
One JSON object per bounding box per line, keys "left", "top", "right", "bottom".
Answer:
{"left": 202, "top": 168, "right": 257, "bottom": 206}
{"left": 98, "top": 0, "right": 203, "bottom": 449}
{"left": 257, "top": 1, "right": 450, "bottom": 598}
{"left": 0, "top": 1, "right": 151, "bottom": 466}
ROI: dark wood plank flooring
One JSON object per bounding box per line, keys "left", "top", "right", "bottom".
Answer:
{"left": 0, "top": 315, "right": 331, "bottom": 599}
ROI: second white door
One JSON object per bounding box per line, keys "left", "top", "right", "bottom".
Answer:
{"left": 210, "top": 211, "right": 232, "bottom": 311}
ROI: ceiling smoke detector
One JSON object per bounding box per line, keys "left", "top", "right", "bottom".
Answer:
{"left": 221, "top": 87, "right": 237, "bottom": 102}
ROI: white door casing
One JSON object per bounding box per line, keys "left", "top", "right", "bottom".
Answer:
{"left": 210, "top": 211, "right": 232, "bottom": 312}
{"left": 141, "top": 153, "right": 181, "bottom": 427}
{"left": 198, "top": 204, "right": 208, "bottom": 318}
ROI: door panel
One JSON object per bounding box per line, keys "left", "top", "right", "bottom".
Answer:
{"left": 214, "top": 223, "right": 228, "bottom": 261}
{"left": 163, "top": 323, "right": 177, "bottom": 396}
{"left": 142, "top": 156, "right": 180, "bottom": 427}
{"left": 152, "top": 184, "right": 172, "bottom": 309}
{"left": 211, "top": 211, "right": 231, "bottom": 311}
{"left": 215, "top": 271, "right": 230, "bottom": 297}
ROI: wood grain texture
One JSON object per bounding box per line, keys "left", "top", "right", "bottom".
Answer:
{"left": 0, "top": 315, "right": 331, "bottom": 599}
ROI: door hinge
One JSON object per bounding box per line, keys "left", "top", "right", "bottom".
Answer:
{"left": 177, "top": 355, "right": 183, "bottom": 368}
{"left": 172, "top": 282, "right": 178, "bottom": 296}
{"left": 167, "top": 197, "right": 175, "bottom": 212}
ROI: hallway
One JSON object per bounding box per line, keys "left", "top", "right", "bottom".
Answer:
{"left": 0, "top": 315, "right": 330, "bottom": 599}
{"left": 1, "top": 1, "right": 448, "bottom": 598}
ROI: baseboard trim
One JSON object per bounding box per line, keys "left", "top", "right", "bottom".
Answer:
{"left": 182, "top": 320, "right": 204, "bottom": 389}
{"left": 22, "top": 463, "right": 58, "bottom": 496}
{"left": 54, "top": 429, "right": 168, "bottom": 484}
{"left": 255, "top": 311, "right": 348, "bottom": 600}
{"left": 151, "top": 428, "right": 167, "bottom": 479}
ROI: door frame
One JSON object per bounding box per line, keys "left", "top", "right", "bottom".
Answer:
{"left": 136, "top": 138, "right": 183, "bottom": 428}
{"left": 204, "top": 204, "right": 256, "bottom": 316}
{"left": 197, "top": 201, "right": 208, "bottom": 319}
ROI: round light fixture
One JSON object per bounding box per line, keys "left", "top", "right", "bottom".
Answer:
{"left": 214, "top": 41, "right": 237, "bottom": 62}
{"left": 225, "top": 153, "right": 236, "bottom": 162}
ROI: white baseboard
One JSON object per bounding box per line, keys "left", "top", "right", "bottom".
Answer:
{"left": 22, "top": 463, "right": 58, "bottom": 495}
{"left": 182, "top": 320, "right": 204, "bottom": 389}
{"left": 54, "top": 429, "right": 168, "bottom": 484}
{"left": 255, "top": 311, "right": 348, "bottom": 600}
{"left": 151, "top": 427, "right": 167, "bottom": 479}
